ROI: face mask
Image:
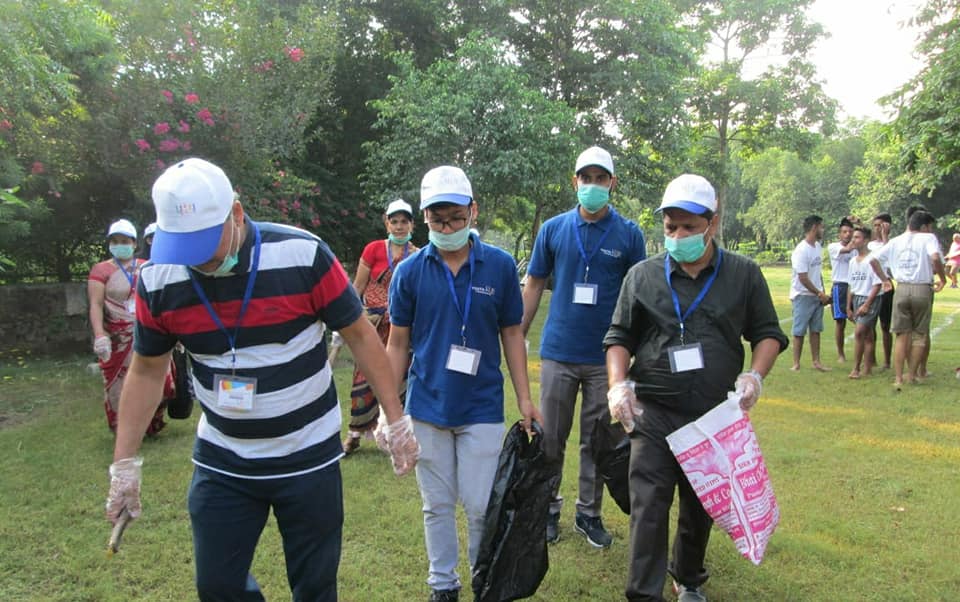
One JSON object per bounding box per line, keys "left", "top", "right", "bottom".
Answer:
{"left": 110, "top": 244, "right": 135, "bottom": 260}
{"left": 429, "top": 223, "right": 472, "bottom": 251}
{"left": 577, "top": 184, "right": 610, "bottom": 214}
{"left": 389, "top": 233, "right": 412, "bottom": 245}
{"left": 192, "top": 218, "right": 239, "bottom": 277}
{"left": 665, "top": 231, "right": 708, "bottom": 263}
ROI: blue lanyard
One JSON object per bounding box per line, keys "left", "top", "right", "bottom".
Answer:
{"left": 189, "top": 223, "right": 262, "bottom": 369}
{"left": 573, "top": 209, "right": 614, "bottom": 282}
{"left": 664, "top": 248, "right": 722, "bottom": 344}
{"left": 115, "top": 259, "right": 137, "bottom": 291}
{"left": 441, "top": 247, "right": 475, "bottom": 346}
{"left": 386, "top": 241, "right": 410, "bottom": 273}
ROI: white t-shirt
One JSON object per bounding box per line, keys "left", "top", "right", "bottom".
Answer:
{"left": 848, "top": 255, "right": 883, "bottom": 297}
{"left": 868, "top": 231, "right": 941, "bottom": 284}
{"left": 790, "top": 240, "right": 824, "bottom": 299}
{"left": 828, "top": 241, "right": 856, "bottom": 283}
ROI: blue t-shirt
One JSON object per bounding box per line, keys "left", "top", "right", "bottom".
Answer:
{"left": 527, "top": 206, "right": 646, "bottom": 364}
{"left": 389, "top": 234, "right": 523, "bottom": 427}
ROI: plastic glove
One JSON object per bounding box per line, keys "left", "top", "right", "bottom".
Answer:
{"left": 373, "top": 410, "right": 390, "bottom": 454}
{"left": 105, "top": 456, "right": 143, "bottom": 524}
{"left": 385, "top": 415, "right": 420, "bottom": 476}
{"left": 94, "top": 335, "right": 112, "bottom": 362}
{"left": 330, "top": 331, "right": 344, "bottom": 347}
{"left": 607, "top": 380, "right": 639, "bottom": 433}
{"left": 735, "top": 370, "right": 763, "bottom": 412}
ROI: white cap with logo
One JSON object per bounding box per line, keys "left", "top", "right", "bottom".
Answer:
{"left": 107, "top": 219, "right": 137, "bottom": 240}
{"left": 144, "top": 222, "right": 158, "bottom": 238}
{"left": 658, "top": 174, "right": 717, "bottom": 215}
{"left": 150, "top": 158, "right": 235, "bottom": 265}
{"left": 420, "top": 166, "right": 473, "bottom": 210}
{"left": 575, "top": 146, "right": 615, "bottom": 176}
{"left": 386, "top": 199, "right": 413, "bottom": 217}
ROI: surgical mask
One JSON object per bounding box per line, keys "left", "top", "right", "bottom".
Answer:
{"left": 192, "top": 218, "right": 239, "bottom": 277}
{"left": 429, "top": 224, "right": 472, "bottom": 251}
{"left": 664, "top": 231, "right": 708, "bottom": 263}
{"left": 110, "top": 244, "right": 135, "bottom": 260}
{"left": 389, "top": 233, "right": 412, "bottom": 245}
{"left": 577, "top": 184, "right": 610, "bottom": 214}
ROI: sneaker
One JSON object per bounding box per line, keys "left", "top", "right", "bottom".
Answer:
{"left": 574, "top": 512, "right": 612, "bottom": 548}
{"left": 546, "top": 512, "right": 560, "bottom": 544}
{"left": 342, "top": 434, "right": 361, "bottom": 455}
{"left": 428, "top": 588, "right": 459, "bottom": 602}
{"left": 672, "top": 581, "right": 707, "bottom": 602}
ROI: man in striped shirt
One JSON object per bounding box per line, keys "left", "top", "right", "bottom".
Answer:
{"left": 105, "top": 158, "right": 419, "bottom": 601}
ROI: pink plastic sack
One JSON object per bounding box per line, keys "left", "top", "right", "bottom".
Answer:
{"left": 666, "top": 394, "right": 779, "bottom": 565}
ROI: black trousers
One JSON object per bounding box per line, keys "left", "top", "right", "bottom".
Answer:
{"left": 625, "top": 404, "right": 712, "bottom": 602}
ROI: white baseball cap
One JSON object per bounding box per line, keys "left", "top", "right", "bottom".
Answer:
{"left": 144, "top": 222, "right": 157, "bottom": 238}
{"left": 420, "top": 166, "right": 473, "bottom": 210}
{"left": 107, "top": 219, "right": 137, "bottom": 240}
{"left": 575, "top": 146, "right": 614, "bottom": 176}
{"left": 658, "top": 174, "right": 717, "bottom": 215}
{"left": 386, "top": 199, "right": 413, "bottom": 217}
{"left": 150, "top": 158, "right": 235, "bottom": 265}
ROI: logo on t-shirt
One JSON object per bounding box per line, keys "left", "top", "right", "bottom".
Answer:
{"left": 600, "top": 248, "right": 622, "bottom": 258}
{"left": 472, "top": 285, "right": 495, "bottom": 296}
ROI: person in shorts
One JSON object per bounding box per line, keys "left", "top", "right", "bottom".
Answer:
{"left": 789, "top": 215, "right": 831, "bottom": 371}
{"left": 867, "top": 213, "right": 894, "bottom": 369}
{"left": 828, "top": 217, "right": 856, "bottom": 362}
{"left": 845, "top": 225, "right": 882, "bottom": 379}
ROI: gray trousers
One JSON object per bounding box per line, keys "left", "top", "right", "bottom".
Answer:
{"left": 539, "top": 359, "right": 609, "bottom": 517}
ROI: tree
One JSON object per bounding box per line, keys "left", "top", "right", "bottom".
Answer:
{"left": 740, "top": 147, "right": 816, "bottom": 247}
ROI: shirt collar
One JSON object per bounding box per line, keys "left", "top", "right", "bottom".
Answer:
{"left": 573, "top": 205, "right": 615, "bottom": 228}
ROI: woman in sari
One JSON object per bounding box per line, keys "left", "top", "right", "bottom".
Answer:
{"left": 88, "top": 219, "right": 170, "bottom": 435}
{"left": 342, "top": 199, "right": 417, "bottom": 454}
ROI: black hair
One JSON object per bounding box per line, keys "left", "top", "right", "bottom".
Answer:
{"left": 906, "top": 205, "right": 927, "bottom": 221}
{"left": 802, "top": 215, "right": 823, "bottom": 233}
{"left": 838, "top": 217, "right": 854, "bottom": 229}
{"left": 873, "top": 212, "right": 892, "bottom": 224}
{"left": 908, "top": 209, "right": 935, "bottom": 231}
{"left": 853, "top": 225, "right": 871, "bottom": 239}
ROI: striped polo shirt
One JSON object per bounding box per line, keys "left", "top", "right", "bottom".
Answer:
{"left": 134, "top": 220, "right": 362, "bottom": 479}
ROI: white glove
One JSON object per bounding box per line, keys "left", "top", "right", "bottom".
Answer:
{"left": 607, "top": 380, "right": 639, "bottom": 433}
{"left": 94, "top": 335, "right": 112, "bottom": 362}
{"left": 385, "top": 415, "right": 420, "bottom": 476}
{"left": 373, "top": 410, "right": 390, "bottom": 454}
{"left": 330, "top": 331, "right": 344, "bottom": 347}
{"left": 735, "top": 370, "right": 763, "bottom": 412}
{"left": 105, "top": 456, "right": 143, "bottom": 524}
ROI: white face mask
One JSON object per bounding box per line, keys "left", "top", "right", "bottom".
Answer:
{"left": 191, "top": 217, "right": 239, "bottom": 277}
{"left": 429, "top": 221, "right": 472, "bottom": 251}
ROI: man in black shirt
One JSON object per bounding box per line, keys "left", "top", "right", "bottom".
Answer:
{"left": 603, "top": 174, "right": 787, "bottom": 602}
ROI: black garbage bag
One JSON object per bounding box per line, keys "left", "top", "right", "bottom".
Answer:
{"left": 590, "top": 417, "right": 631, "bottom": 515}
{"left": 167, "top": 347, "right": 195, "bottom": 419}
{"left": 472, "top": 420, "right": 561, "bottom": 602}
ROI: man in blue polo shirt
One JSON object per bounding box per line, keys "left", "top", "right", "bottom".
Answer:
{"left": 386, "top": 165, "right": 541, "bottom": 602}
{"left": 521, "top": 146, "right": 646, "bottom": 547}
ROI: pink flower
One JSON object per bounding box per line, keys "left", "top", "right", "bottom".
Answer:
{"left": 154, "top": 122, "right": 170, "bottom": 135}
{"left": 52, "top": 191, "right": 61, "bottom": 198}
{"left": 196, "top": 108, "right": 214, "bottom": 126}
{"left": 253, "top": 60, "right": 274, "bottom": 72}
{"left": 156, "top": 159, "right": 166, "bottom": 170}
{"left": 184, "top": 93, "right": 200, "bottom": 105}
{"left": 158, "top": 138, "right": 181, "bottom": 152}
{"left": 178, "top": 120, "right": 190, "bottom": 133}
{"left": 135, "top": 138, "right": 151, "bottom": 153}
{"left": 292, "top": 200, "right": 301, "bottom": 210}
{"left": 182, "top": 141, "right": 192, "bottom": 151}
{"left": 161, "top": 90, "right": 174, "bottom": 103}
{"left": 311, "top": 217, "right": 321, "bottom": 226}
{"left": 285, "top": 47, "right": 304, "bottom": 62}
{"left": 0, "top": 119, "right": 12, "bottom": 131}
{"left": 31, "top": 161, "right": 45, "bottom": 175}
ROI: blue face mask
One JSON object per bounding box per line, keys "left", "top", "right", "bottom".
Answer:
{"left": 110, "top": 244, "right": 135, "bottom": 260}
{"left": 577, "top": 184, "right": 610, "bottom": 213}
{"left": 429, "top": 224, "right": 472, "bottom": 251}
{"left": 664, "top": 231, "right": 708, "bottom": 263}
{"left": 389, "top": 233, "right": 412, "bottom": 245}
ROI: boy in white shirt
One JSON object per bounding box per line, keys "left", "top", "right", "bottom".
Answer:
{"left": 846, "top": 225, "right": 882, "bottom": 379}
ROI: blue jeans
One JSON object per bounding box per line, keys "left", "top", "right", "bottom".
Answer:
{"left": 188, "top": 463, "right": 343, "bottom": 601}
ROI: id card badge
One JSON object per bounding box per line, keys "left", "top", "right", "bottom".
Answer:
{"left": 573, "top": 283, "right": 598, "bottom": 305}
{"left": 126, "top": 298, "right": 136, "bottom": 314}
{"left": 667, "top": 342, "right": 704, "bottom": 373}
{"left": 446, "top": 345, "right": 481, "bottom": 375}
{"left": 214, "top": 374, "right": 258, "bottom": 411}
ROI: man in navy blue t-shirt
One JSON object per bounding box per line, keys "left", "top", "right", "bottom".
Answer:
{"left": 521, "top": 146, "right": 646, "bottom": 547}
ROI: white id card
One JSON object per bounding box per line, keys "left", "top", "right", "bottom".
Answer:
{"left": 446, "top": 345, "right": 481, "bottom": 375}
{"left": 214, "top": 374, "right": 258, "bottom": 411}
{"left": 573, "top": 283, "right": 598, "bottom": 305}
{"left": 667, "top": 342, "right": 704, "bottom": 373}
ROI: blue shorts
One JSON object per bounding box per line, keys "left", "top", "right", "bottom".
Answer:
{"left": 831, "top": 283, "right": 849, "bottom": 320}
{"left": 792, "top": 295, "right": 824, "bottom": 336}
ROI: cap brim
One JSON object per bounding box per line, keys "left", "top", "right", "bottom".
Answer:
{"left": 575, "top": 163, "right": 613, "bottom": 176}
{"left": 150, "top": 223, "right": 225, "bottom": 265}
{"left": 656, "top": 201, "right": 711, "bottom": 215}
{"left": 420, "top": 194, "right": 472, "bottom": 210}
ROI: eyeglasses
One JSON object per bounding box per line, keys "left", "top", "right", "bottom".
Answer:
{"left": 426, "top": 216, "right": 469, "bottom": 231}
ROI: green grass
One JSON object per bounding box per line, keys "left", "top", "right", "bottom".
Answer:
{"left": 1, "top": 265, "right": 959, "bottom": 601}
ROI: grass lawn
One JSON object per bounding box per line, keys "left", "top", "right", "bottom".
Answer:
{"left": 1, "top": 265, "right": 959, "bottom": 601}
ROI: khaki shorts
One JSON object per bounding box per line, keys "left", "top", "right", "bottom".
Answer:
{"left": 890, "top": 282, "right": 933, "bottom": 334}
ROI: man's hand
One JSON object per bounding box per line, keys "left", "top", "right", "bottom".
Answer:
{"left": 607, "top": 380, "right": 639, "bottom": 433}
{"left": 385, "top": 415, "right": 420, "bottom": 476}
{"left": 106, "top": 456, "right": 143, "bottom": 524}
{"left": 517, "top": 399, "right": 542, "bottom": 435}
{"left": 735, "top": 370, "right": 764, "bottom": 412}
{"left": 94, "top": 335, "right": 112, "bottom": 362}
